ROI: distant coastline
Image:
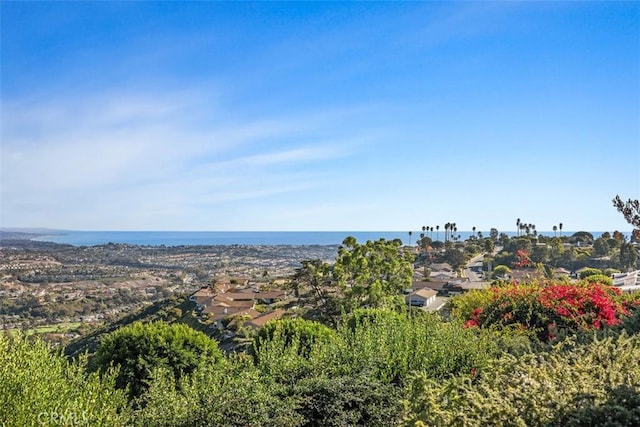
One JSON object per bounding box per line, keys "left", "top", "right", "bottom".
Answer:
{"left": 1, "top": 229, "right": 630, "bottom": 247}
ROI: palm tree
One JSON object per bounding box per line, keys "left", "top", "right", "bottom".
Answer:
{"left": 553, "top": 225, "right": 558, "bottom": 237}
{"left": 430, "top": 227, "right": 434, "bottom": 240}
{"left": 559, "top": 222, "right": 563, "bottom": 237}
{"left": 408, "top": 231, "right": 412, "bottom": 246}
{"left": 516, "top": 218, "right": 521, "bottom": 237}
{"left": 472, "top": 226, "right": 476, "bottom": 240}
{"left": 436, "top": 225, "right": 440, "bottom": 241}
{"left": 444, "top": 223, "right": 450, "bottom": 242}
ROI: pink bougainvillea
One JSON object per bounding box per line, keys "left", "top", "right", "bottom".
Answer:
{"left": 462, "top": 279, "right": 637, "bottom": 341}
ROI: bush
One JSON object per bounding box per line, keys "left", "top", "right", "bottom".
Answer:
{"left": 133, "top": 355, "right": 302, "bottom": 427}
{"left": 337, "top": 310, "right": 498, "bottom": 383}
{"left": 252, "top": 318, "right": 339, "bottom": 384}
{"left": 92, "top": 321, "right": 223, "bottom": 399}
{"left": 253, "top": 318, "right": 337, "bottom": 358}
{"left": 292, "top": 373, "right": 402, "bottom": 426}
{"left": 583, "top": 273, "right": 614, "bottom": 286}
{"left": 403, "top": 333, "right": 640, "bottom": 426}
{"left": 453, "top": 280, "right": 637, "bottom": 341}
{"left": 579, "top": 268, "right": 603, "bottom": 279}
{"left": 0, "top": 334, "right": 129, "bottom": 426}
{"left": 492, "top": 265, "right": 512, "bottom": 279}
{"left": 252, "top": 310, "right": 498, "bottom": 387}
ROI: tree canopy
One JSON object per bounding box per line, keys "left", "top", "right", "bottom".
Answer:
{"left": 92, "top": 321, "right": 223, "bottom": 399}
{"left": 333, "top": 237, "right": 413, "bottom": 313}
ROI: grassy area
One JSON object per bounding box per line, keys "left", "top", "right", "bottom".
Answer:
{"left": 7, "top": 322, "right": 83, "bottom": 336}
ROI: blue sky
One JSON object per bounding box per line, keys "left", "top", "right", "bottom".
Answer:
{"left": 1, "top": 1, "right": 638, "bottom": 232}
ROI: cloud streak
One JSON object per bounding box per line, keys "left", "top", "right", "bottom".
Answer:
{"left": 1, "top": 87, "right": 370, "bottom": 229}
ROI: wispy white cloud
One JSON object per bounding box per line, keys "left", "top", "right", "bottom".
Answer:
{"left": 1, "top": 87, "right": 371, "bottom": 229}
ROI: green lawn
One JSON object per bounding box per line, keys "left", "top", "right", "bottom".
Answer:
{"left": 7, "top": 322, "right": 83, "bottom": 335}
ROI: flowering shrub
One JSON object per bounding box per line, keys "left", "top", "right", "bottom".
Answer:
{"left": 513, "top": 249, "right": 531, "bottom": 269}
{"left": 456, "top": 279, "right": 638, "bottom": 341}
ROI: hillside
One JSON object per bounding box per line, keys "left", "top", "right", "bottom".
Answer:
{"left": 64, "top": 295, "right": 206, "bottom": 357}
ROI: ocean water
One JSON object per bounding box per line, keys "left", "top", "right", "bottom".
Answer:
{"left": 32, "top": 231, "right": 415, "bottom": 247}
{"left": 24, "top": 230, "right": 606, "bottom": 247}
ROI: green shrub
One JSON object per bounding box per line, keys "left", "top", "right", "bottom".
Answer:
{"left": 92, "top": 321, "right": 223, "bottom": 399}
{"left": 0, "top": 334, "right": 129, "bottom": 426}
{"left": 403, "top": 333, "right": 640, "bottom": 426}
{"left": 292, "top": 373, "right": 402, "bottom": 427}
{"left": 134, "top": 355, "right": 303, "bottom": 427}
{"left": 579, "top": 268, "right": 603, "bottom": 279}
{"left": 582, "top": 273, "right": 614, "bottom": 286}
{"left": 337, "top": 310, "right": 498, "bottom": 383}
{"left": 133, "top": 355, "right": 302, "bottom": 427}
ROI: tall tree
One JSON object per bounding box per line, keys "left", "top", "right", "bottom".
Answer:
{"left": 291, "top": 259, "right": 334, "bottom": 319}
{"left": 553, "top": 225, "right": 558, "bottom": 237}
{"left": 436, "top": 225, "right": 440, "bottom": 242}
{"left": 484, "top": 238, "right": 495, "bottom": 254}
{"left": 333, "top": 237, "right": 413, "bottom": 313}
{"left": 619, "top": 243, "right": 638, "bottom": 271}
{"left": 613, "top": 195, "right": 640, "bottom": 242}
{"left": 559, "top": 222, "right": 563, "bottom": 237}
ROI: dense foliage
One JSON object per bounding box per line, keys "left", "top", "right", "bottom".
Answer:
{"left": 92, "top": 321, "right": 223, "bottom": 399}
{"left": 291, "top": 237, "right": 414, "bottom": 323}
{"left": 0, "top": 333, "right": 129, "bottom": 426}
{"left": 453, "top": 280, "right": 638, "bottom": 341}
{"left": 4, "top": 234, "right": 640, "bottom": 426}
{"left": 403, "top": 333, "right": 640, "bottom": 426}
{"left": 3, "top": 294, "right": 640, "bottom": 426}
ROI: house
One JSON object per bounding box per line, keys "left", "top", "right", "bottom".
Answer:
{"left": 245, "top": 309, "right": 286, "bottom": 329}
{"left": 211, "top": 298, "right": 255, "bottom": 309}
{"left": 203, "top": 305, "right": 258, "bottom": 322}
{"left": 430, "top": 262, "right": 453, "bottom": 272}
{"left": 613, "top": 270, "right": 640, "bottom": 287}
{"left": 406, "top": 289, "right": 437, "bottom": 307}
{"left": 215, "top": 292, "right": 256, "bottom": 302}
{"left": 189, "top": 287, "right": 217, "bottom": 305}
{"left": 213, "top": 281, "right": 232, "bottom": 294}
{"left": 211, "top": 308, "right": 261, "bottom": 330}
{"left": 509, "top": 269, "right": 544, "bottom": 282}
{"left": 412, "top": 280, "right": 449, "bottom": 292}
{"left": 254, "top": 291, "right": 286, "bottom": 304}
{"left": 430, "top": 271, "right": 457, "bottom": 281}
{"left": 194, "top": 296, "right": 215, "bottom": 311}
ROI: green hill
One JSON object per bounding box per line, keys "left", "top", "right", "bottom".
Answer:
{"left": 64, "top": 295, "right": 208, "bottom": 357}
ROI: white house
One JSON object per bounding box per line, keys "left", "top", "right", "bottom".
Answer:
{"left": 406, "top": 289, "right": 437, "bottom": 307}
{"left": 613, "top": 270, "right": 640, "bottom": 288}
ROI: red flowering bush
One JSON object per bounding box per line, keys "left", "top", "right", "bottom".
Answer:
{"left": 513, "top": 249, "right": 531, "bottom": 269}
{"left": 457, "top": 279, "right": 638, "bottom": 341}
